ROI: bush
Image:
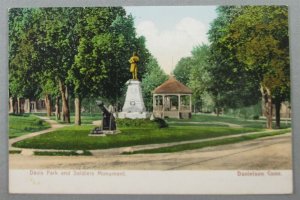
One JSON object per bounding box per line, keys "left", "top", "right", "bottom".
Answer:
{"left": 252, "top": 115, "right": 260, "bottom": 120}
{"left": 116, "top": 118, "right": 168, "bottom": 129}
{"left": 153, "top": 118, "right": 168, "bottom": 128}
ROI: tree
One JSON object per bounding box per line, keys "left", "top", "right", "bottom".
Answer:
{"left": 9, "top": 7, "right": 151, "bottom": 125}
{"left": 173, "top": 57, "right": 193, "bottom": 85}
{"left": 69, "top": 8, "right": 150, "bottom": 125}
{"left": 9, "top": 8, "right": 75, "bottom": 121}
{"left": 208, "top": 6, "right": 262, "bottom": 117}
{"left": 207, "top": 6, "right": 290, "bottom": 128}
{"left": 174, "top": 45, "right": 215, "bottom": 113}
{"left": 9, "top": 8, "right": 44, "bottom": 113}
{"left": 227, "top": 6, "right": 290, "bottom": 128}
{"left": 187, "top": 45, "right": 214, "bottom": 112}
{"left": 39, "top": 8, "right": 78, "bottom": 123}
{"left": 141, "top": 56, "right": 168, "bottom": 110}
{"left": 100, "top": 14, "right": 150, "bottom": 107}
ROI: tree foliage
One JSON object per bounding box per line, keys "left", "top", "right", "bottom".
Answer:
{"left": 173, "top": 44, "right": 216, "bottom": 112}
{"left": 208, "top": 6, "right": 290, "bottom": 128}
{"left": 208, "top": 6, "right": 261, "bottom": 111}
{"left": 9, "top": 7, "right": 150, "bottom": 124}
{"left": 173, "top": 57, "right": 193, "bottom": 85}
{"left": 141, "top": 56, "right": 168, "bottom": 110}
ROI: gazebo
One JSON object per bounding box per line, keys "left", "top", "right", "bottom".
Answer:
{"left": 152, "top": 77, "right": 192, "bottom": 119}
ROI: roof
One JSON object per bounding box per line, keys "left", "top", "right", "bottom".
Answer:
{"left": 153, "top": 77, "right": 192, "bottom": 94}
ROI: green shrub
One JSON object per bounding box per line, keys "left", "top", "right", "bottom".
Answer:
{"left": 116, "top": 118, "right": 168, "bottom": 129}
{"left": 153, "top": 118, "right": 168, "bottom": 128}
{"left": 252, "top": 115, "right": 260, "bottom": 120}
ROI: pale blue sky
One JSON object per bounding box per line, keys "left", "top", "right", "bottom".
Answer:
{"left": 124, "top": 6, "right": 217, "bottom": 74}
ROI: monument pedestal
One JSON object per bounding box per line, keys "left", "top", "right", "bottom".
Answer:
{"left": 118, "top": 79, "right": 149, "bottom": 119}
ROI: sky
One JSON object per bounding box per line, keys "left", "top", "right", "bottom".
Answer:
{"left": 124, "top": 6, "right": 218, "bottom": 74}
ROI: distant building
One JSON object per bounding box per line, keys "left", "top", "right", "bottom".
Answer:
{"left": 9, "top": 97, "right": 46, "bottom": 114}
{"left": 152, "top": 77, "right": 192, "bottom": 119}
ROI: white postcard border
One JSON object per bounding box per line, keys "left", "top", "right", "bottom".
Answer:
{"left": 9, "top": 170, "right": 293, "bottom": 194}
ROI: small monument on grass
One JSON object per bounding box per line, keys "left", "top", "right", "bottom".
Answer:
{"left": 90, "top": 101, "right": 116, "bottom": 136}
{"left": 118, "top": 52, "right": 149, "bottom": 119}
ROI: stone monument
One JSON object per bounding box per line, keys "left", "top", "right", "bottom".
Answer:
{"left": 118, "top": 53, "right": 149, "bottom": 119}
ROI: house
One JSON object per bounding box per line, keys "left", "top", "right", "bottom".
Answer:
{"left": 9, "top": 97, "right": 47, "bottom": 114}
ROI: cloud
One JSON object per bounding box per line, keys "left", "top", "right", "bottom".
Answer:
{"left": 136, "top": 17, "right": 208, "bottom": 74}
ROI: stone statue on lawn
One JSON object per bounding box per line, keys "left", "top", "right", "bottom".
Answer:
{"left": 129, "top": 52, "right": 139, "bottom": 80}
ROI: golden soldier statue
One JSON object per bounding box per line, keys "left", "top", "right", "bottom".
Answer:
{"left": 129, "top": 52, "right": 139, "bottom": 80}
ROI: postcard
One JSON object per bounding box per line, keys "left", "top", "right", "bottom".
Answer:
{"left": 8, "top": 5, "right": 292, "bottom": 194}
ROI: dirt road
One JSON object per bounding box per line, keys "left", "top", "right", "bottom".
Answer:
{"left": 9, "top": 133, "right": 292, "bottom": 170}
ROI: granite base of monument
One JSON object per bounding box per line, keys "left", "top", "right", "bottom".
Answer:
{"left": 118, "top": 79, "right": 149, "bottom": 119}
{"left": 117, "top": 112, "right": 150, "bottom": 119}
{"left": 89, "top": 128, "right": 119, "bottom": 137}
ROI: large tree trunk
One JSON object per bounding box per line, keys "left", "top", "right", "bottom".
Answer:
{"left": 55, "top": 96, "right": 61, "bottom": 120}
{"left": 9, "top": 97, "right": 14, "bottom": 113}
{"left": 260, "top": 85, "right": 273, "bottom": 129}
{"left": 275, "top": 100, "right": 281, "bottom": 129}
{"left": 216, "top": 107, "right": 220, "bottom": 117}
{"left": 59, "top": 80, "right": 70, "bottom": 123}
{"left": 74, "top": 97, "right": 81, "bottom": 125}
{"left": 45, "top": 94, "right": 52, "bottom": 117}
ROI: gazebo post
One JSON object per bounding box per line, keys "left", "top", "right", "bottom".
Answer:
{"left": 178, "top": 94, "right": 181, "bottom": 119}
{"left": 189, "top": 94, "right": 192, "bottom": 112}
{"left": 153, "top": 94, "right": 155, "bottom": 111}
{"left": 162, "top": 94, "right": 165, "bottom": 118}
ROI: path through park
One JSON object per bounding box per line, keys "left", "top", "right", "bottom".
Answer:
{"left": 9, "top": 116, "right": 69, "bottom": 150}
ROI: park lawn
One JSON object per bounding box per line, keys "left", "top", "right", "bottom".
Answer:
{"left": 34, "top": 150, "right": 92, "bottom": 156}
{"left": 50, "top": 113, "right": 102, "bottom": 124}
{"left": 167, "top": 114, "right": 291, "bottom": 129}
{"left": 9, "top": 114, "right": 51, "bottom": 138}
{"left": 12, "top": 125, "right": 261, "bottom": 150}
{"left": 9, "top": 150, "right": 22, "bottom": 154}
{"left": 125, "top": 129, "right": 291, "bottom": 154}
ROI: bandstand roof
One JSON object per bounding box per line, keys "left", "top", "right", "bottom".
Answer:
{"left": 153, "top": 77, "right": 192, "bottom": 94}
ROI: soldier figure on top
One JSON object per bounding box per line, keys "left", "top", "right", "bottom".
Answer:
{"left": 129, "top": 52, "right": 139, "bottom": 80}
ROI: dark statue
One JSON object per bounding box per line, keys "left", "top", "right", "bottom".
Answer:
{"left": 96, "top": 100, "right": 116, "bottom": 130}
{"left": 90, "top": 101, "right": 116, "bottom": 135}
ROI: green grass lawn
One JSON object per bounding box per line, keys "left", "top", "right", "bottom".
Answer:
{"left": 167, "top": 114, "right": 291, "bottom": 129}
{"left": 12, "top": 125, "right": 260, "bottom": 150}
{"left": 50, "top": 113, "right": 102, "bottom": 124}
{"left": 124, "top": 129, "right": 291, "bottom": 154}
{"left": 9, "top": 114, "right": 51, "bottom": 139}
{"left": 9, "top": 150, "right": 22, "bottom": 154}
{"left": 34, "top": 150, "right": 92, "bottom": 156}
{"left": 11, "top": 113, "right": 290, "bottom": 151}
